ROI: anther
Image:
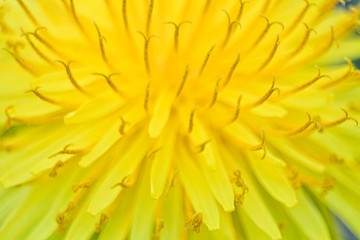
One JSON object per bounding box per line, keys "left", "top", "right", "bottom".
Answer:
{"left": 95, "top": 213, "right": 108, "bottom": 232}
{"left": 144, "top": 80, "right": 151, "bottom": 111}
{"left": 256, "top": 33, "right": 280, "bottom": 72}
{"left": 222, "top": 9, "right": 242, "bottom": 48}
{"left": 16, "top": 0, "right": 39, "bottom": 26}
{"left": 119, "top": 117, "right": 130, "bottom": 135}
{"left": 185, "top": 213, "right": 203, "bottom": 233}
{"left": 251, "top": 15, "right": 284, "bottom": 49}
{"left": 146, "top": 0, "right": 155, "bottom": 36}
{"left": 222, "top": 51, "right": 240, "bottom": 87}
{"left": 188, "top": 108, "right": 197, "bottom": 133}
{"left": 164, "top": 21, "right": 192, "bottom": 51}
{"left": 49, "top": 160, "right": 64, "bottom": 177}
{"left": 72, "top": 179, "right": 92, "bottom": 193}
{"left": 91, "top": 72, "right": 121, "bottom": 94}
{"left": 93, "top": 22, "right": 108, "bottom": 63}
{"left": 176, "top": 64, "right": 190, "bottom": 97}
{"left": 21, "top": 28, "right": 53, "bottom": 64}
{"left": 236, "top": 0, "right": 251, "bottom": 22}
{"left": 137, "top": 32, "right": 159, "bottom": 76}
{"left": 209, "top": 76, "right": 222, "bottom": 108}
{"left": 198, "top": 45, "right": 216, "bottom": 76}
{"left": 122, "top": 0, "right": 129, "bottom": 32}
{"left": 55, "top": 60, "right": 90, "bottom": 96}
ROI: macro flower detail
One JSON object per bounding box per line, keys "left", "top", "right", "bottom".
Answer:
{"left": 1, "top": 0, "right": 360, "bottom": 239}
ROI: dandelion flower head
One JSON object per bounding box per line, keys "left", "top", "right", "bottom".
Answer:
{"left": 1, "top": 0, "right": 360, "bottom": 239}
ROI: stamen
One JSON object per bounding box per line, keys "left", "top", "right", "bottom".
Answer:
{"left": 147, "top": 148, "right": 162, "bottom": 160}
{"left": 203, "top": 0, "right": 212, "bottom": 13}
{"left": 48, "top": 143, "right": 86, "bottom": 159}
{"left": 153, "top": 220, "right": 165, "bottom": 239}
{"left": 287, "top": 0, "right": 315, "bottom": 35}
{"left": 25, "top": 27, "right": 65, "bottom": 58}
{"left": 321, "top": 108, "right": 358, "bottom": 129}
{"left": 122, "top": 0, "right": 129, "bottom": 32}
{"left": 209, "top": 76, "right": 222, "bottom": 108}
{"left": 111, "top": 175, "right": 132, "bottom": 188}
{"left": 72, "top": 179, "right": 92, "bottom": 193}
{"left": 2, "top": 48, "right": 35, "bottom": 74}
{"left": 119, "top": 117, "right": 130, "bottom": 135}
{"left": 320, "top": 58, "right": 355, "bottom": 89}
{"left": 291, "top": 23, "right": 316, "bottom": 57}
{"left": 260, "top": 127, "right": 266, "bottom": 159}
{"left": 69, "top": 0, "right": 88, "bottom": 37}
{"left": 232, "top": 169, "right": 244, "bottom": 187}
{"left": 49, "top": 160, "right": 64, "bottom": 177}
{"left": 95, "top": 213, "right": 108, "bottom": 232}
{"left": 222, "top": 51, "right": 240, "bottom": 87}
{"left": 185, "top": 213, "right": 203, "bottom": 233}
{"left": 320, "top": 177, "right": 335, "bottom": 197}
{"left": 146, "top": 0, "right": 155, "bottom": 36}
{"left": 198, "top": 45, "right": 216, "bottom": 76}
{"left": 282, "top": 67, "right": 331, "bottom": 97}
{"left": 234, "top": 174, "right": 249, "bottom": 204}
{"left": 236, "top": 0, "right": 250, "bottom": 22}
{"left": 30, "top": 87, "right": 59, "bottom": 105}
{"left": 222, "top": 9, "right": 242, "bottom": 48}
{"left": 197, "top": 140, "right": 211, "bottom": 153}
{"left": 246, "top": 74, "right": 280, "bottom": 108}
{"left": 91, "top": 72, "right": 121, "bottom": 94}
{"left": 55, "top": 60, "right": 90, "bottom": 96}
{"left": 144, "top": 80, "right": 151, "bottom": 111}
{"left": 329, "top": 154, "right": 344, "bottom": 165}
{"left": 93, "top": 22, "right": 108, "bottom": 63}
{"left": 16, "top": 0, "right": 39, "bottom": 26}
{"left": 164, "top": 21, "right": 192, "bottom": 51}
{"left": 287, "top": 166, "right": 302, "bottom": 189}
{"left": 230, "top": 94, "right": 243, "bottom": 122}
{"left": 251, "top": 15, "right": 284, "bottom": 49}
{"left": 56, "top": 213, "right": 66, "bottom": 233}
{"left": 137, "top": 32, "right": 159, "bottom": 76}
{"left": 21, "top": 29, "right": 53, "bottom": 64}
{"left": 256, "top": 33, "right": 279, "bottom": 72}
{"left": 284, "top": 112, "right": 319, "bottom": 136}
{"left": 188, "top": 108, "right": 197, "bottom": 133}
{"left": 176, "top": 64, "right": 190, "bottom": 97}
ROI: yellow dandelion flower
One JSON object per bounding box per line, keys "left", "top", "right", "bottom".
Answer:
{"left": 1, "top": 0, "right": 360, "bottom": 239}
